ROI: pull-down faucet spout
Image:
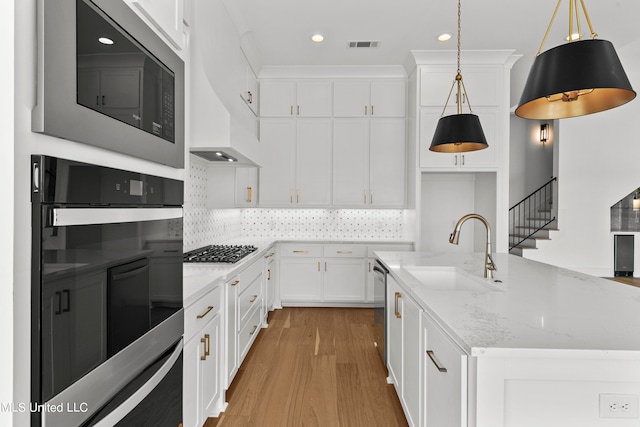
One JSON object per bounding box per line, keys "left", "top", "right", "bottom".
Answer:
{"left": 449, "top": 214, "right": 497, "bottom": 279}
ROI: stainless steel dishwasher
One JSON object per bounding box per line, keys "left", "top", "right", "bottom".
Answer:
{"left": 373, "top": 260, "right": 388, "bottom": 367}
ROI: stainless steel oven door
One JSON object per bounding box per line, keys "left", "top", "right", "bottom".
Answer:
{"left": 39, "top": 207, "right": 183, "bottom": 403}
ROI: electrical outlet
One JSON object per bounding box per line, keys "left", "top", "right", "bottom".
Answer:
{"left": 599, "top": 394, "right": 640, "bottom": 419}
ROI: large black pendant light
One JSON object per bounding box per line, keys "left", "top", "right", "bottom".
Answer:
{"left": 429, "top": 0, "right": 488, "bottom": 153}
{"left": 515, "top": 0, "right": 636, "bottom": 120}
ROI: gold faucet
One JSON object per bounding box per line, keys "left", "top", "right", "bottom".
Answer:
{"left": 449, "top": 214, "right": 497, "bottom": 279}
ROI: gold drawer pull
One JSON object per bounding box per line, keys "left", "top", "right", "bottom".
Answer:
{"left": 250, "top": 295, "right": 258, "bottom": 303}
{"left": 204, "top": 334, "right": 211, "bottom": 356}
{"left": 196, "top": 306, "right": 214, "bottom": 319}
{"left": 337, "top": 250, "right": 352, "bottom": 254}
{"left": 293, "top": 250, "right": 308, "bottom": 253}
{"left": 394, "top": 292, "right": 402, "bottom": 318}
{"left": 267, "top": 269, "right": 271, "bottom": 280}
{"left": 200, "top": 337, "right": 207, "bottom": 360}
{"left": 231, "top": 280, "right": 240, "bottom": 286}
{"left": 426, "top": 350, "right": 447, "bottom": 372}
{"left": 250, "top": 325, "right": 258, "bottom": 335}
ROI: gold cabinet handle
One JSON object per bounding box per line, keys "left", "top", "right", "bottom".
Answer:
{"left": 250, "top": 295, "right": 258, "bottom": 303}
{"left": 364, "top": 105, "right": 368, "bottom": 115}
{"left": 290, "top": 190, "right": 293, "bottom": 204}
{"left": 248, "top": 91, "right": 253, "bottom": 104}
{"left": 370, "top": 191, "right": 373, "bottom": 205}
{"left": 196, "top": 306, "right": 214, "bottom": 319}
{"left": 462, "top": 154, "right": 465, "bottom": 166}
{"left": 247, "top": 186, "right": 253, "bottom": 203}
{"left": 318, "top": 261, "right": 320, "bottom": 272}
{"left": 296, "top": 190, "right": 300, "bottom": 203}
{"left": 325, "top": 262, "right": 327, "bottom": 272}
{"left": 205, "top": 334, "right": 211, "bottom": 356}
{"left": 297, "top": 105, "right": 300, "bottom": 115}
{"left": 267, "top": 269, "right": 271, "bottom": 280}
{"left": 337, "top": 250, "right": 352, "bottom": 254}
{"left": 454, "top": 154, "right": 458, "bottom": 166}
{"left": 426, "top": 350, "right": 447, "bottom": 372}
{"left": 368, "top": 262, "right": 372, "bottom": 273}
{"left": 200, "top": 337, "right": 207, "bottom": 360}
{"left": 250, "top": 325, "right": 258, "bottom": 335}
{"left": 371, "top": 105, "right": 374, "bottom": 115}
{"left": 290, "top": 105, "right": 293, "bottom": 116}
{"left": 231, "top": 280, "right": 240, "bottom": 286}
{"left": 293, "top": 250, "right": 308, "bottom": 253}
{"left": 394, "top": 292, "right": 402, "bottom": 318}
{"left": 364, "top": 189, "right": 367, "bottom": 204}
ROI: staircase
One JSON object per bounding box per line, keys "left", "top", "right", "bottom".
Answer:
{"left": 509, "top": 177, "right": 557, "bottom": 256}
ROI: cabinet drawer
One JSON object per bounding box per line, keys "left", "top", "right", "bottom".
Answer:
{"left": 184, "top": 283, "right": 222, "bottom": 340}
{"left": 237, "top": 258, "right": 263, "bottom": 294}
{"left": 238, "top": 303, "right": 262, "bottom": 363}
{"left": 238, "top": 278, "right": 262, "bottom": 330}
{"left": 323, "top": 244, "right": 366, "bottom": 258}
{"left": 279, "top": 243, "right": 323, "bottom": 258}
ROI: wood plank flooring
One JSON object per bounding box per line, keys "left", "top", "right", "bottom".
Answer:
{"left": 206, "top": 307, "right": 408, "bottom": 427}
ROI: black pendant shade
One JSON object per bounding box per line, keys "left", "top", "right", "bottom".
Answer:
{"left": 429, "top": 113, "right": 488, "bottom": 153}
{"left": 515, "top": 39, "right": 636, "bottom": 120}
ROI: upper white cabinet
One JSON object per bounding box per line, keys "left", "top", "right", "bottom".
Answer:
{"left": 420, "top": 66, "right": 500, "bottom": 107}
{"left": 129, "top": 0, "right": 185, "bottom": 50}
{"left": 258, "top": 118, "right": 331, "bottom": 206}
{"left": 239, "top": 56, "right": 258, "bottom": 116}
{"left": 234, "top": 167, "right": 258, "bottom": 207}
{"left": 334, "top": 80, "right": 406, "bottom": 117}
{"left": 333, "top": 118, "right": 406, "bottom": 207}
{"left": 259, "top": 80, "right": 332, "bottom": 117}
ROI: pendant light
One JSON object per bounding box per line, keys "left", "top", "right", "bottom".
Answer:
{"left": 429, "top": 0, "right": 488, "bottom": 153}
{"left": 515, "top": 0, "right": 636, "bottom": 120}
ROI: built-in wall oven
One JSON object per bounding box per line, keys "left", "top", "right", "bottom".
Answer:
{"left": 31, "top": 155, "right": 184, "bottom": 427}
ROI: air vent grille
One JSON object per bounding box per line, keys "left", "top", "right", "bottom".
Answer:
{"left": 347, "top": 40, "right": 381, "bottom": 48}
{"left": 191, "top": 151, "right": 237, "bottom": 162}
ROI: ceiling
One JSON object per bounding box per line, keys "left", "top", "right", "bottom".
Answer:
{"left": 222, "top": 0, "right": 640, "bottom": 107}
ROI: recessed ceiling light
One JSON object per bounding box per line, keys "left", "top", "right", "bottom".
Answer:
{"left": 437, "top": 33, "right": 452, "bottom": 42}
{"left": 311, "top": 34, "right": 324, "bottom": 43}
{"left": 98, "top": 37, "right": 114, "bottom": 45}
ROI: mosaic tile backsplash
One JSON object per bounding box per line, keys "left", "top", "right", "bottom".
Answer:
{"left": 184, "top": 156, "right": 408, "bottom": 249}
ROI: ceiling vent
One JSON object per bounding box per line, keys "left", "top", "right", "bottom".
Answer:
{"left": 347, "top": 40, "right": 381, "bottom": 48}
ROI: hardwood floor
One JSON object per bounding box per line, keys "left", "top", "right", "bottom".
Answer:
{"left": 607, "top": 276, "right": 640, "bottom": 288}
{"left": 206, "top": 307, "right": 408, "bottom": 427}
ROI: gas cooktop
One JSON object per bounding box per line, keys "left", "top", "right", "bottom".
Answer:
{"left": 183, "top": 244, "right": 258, "bottom": 264}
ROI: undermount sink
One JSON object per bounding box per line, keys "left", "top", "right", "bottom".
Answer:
{"left": 404, "top": 266, "right": 503, "bottom": 292}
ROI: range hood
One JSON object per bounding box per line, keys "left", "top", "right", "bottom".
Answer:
{"left": 188, "top": 19, "right": 262, "bottom": 167}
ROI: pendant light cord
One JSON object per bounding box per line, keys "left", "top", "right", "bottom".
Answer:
{"left": 456, "top": 0, "right": 461, "bottom": 75}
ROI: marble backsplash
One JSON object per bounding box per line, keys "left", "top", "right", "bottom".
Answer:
{"left": 184, "top": 157, "right": 409, "bottom": 250}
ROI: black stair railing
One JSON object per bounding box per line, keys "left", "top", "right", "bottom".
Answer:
{"left": 509, "top": 177, "right": 557, "bottom": 251}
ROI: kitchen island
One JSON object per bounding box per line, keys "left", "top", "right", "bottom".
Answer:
{"left": 376, "top": 251, "right": 640, "bottom": 427}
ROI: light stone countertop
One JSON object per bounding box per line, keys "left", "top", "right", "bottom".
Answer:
{"left": 183, "top": 238, "right": 413, "bottom": 307}
{"left": 375, "top": 251, "right": 640, "bottom": 356}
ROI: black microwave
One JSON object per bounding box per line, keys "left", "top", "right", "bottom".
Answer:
{"left": 32, "top": 0, "right": 185, "bottom": 169}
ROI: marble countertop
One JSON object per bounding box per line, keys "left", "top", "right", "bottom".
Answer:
{"left": 375, "top": 251, "right": 640, "bottom": 356}
{"left": 183, "top": 238, "right": 413, "bottom": 306}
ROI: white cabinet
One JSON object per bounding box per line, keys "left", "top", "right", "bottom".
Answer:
{"left": 258, "top": 118, "right": 331, "bottom": 206}
{"left": 419, "top": 107, "right": 499, "bottom": 169}
{"left": 322, "top": 245, "right": 367, "bottom": 302}
{"left": 129, "top": 0, "right": 185, "bottom": 50}
{"left": 333, "top": 80, "right": 406, "bottom": 117}
{"left": 387, "top": 275, "right": 422, "bottom": 427}
{"left": 279, "top": 244, "right": 323, "bottom": 303}
{"left": 422, "top": 312, "right": 467, "bottom": 427}
{"left": 239, "top": 56, "right": 258, "bottom": 115}
{"left": 263, "top": 251, "right": 278, "bottom": 312}
{"left": 420, "top": 66, "right": 500, "bottom": 107}
{"left": 225, "top": 258, "right": 264, "bottom": 388}
{"left": 333, "top": 118, "right": 406, "bottom": 207}
{"left": 235, "top": 167, "right": 258, "bottom": 207}
{"left": 259, "top": 80, "right": 332, "bottom": 117}
{"left": 183, "top": 283, "right": 223, "bottom": 427}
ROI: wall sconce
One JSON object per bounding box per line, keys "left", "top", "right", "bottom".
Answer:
{"left": 540, "top": 123, "right": 549, "bottom": 144}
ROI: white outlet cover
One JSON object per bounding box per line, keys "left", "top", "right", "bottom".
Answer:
{"left": 599, "top": 394, "right": 640, "bottom": 419}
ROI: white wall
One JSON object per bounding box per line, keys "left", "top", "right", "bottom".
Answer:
{"left": 524, "top": 40, "right": 640, "bottom": 276}
{"left": 2, "top": 1, "right": 14, "bottom": 425}
{"left": 509, "top": 116, "right": 555, "bottom": 206}
{"left": 13, "top": 1, "right": 185, "bottom": 425}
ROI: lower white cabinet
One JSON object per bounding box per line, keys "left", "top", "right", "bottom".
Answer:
{"left": 225, "top": 257, "right": 264, "bottom": 388}
{"left": 387, "top": 275, "right": 422, "bottom": 427}
{"left": 422, "top": 312, "right": 467, "bottom": 427}
{"left": 183, "top": 283, "right": 223, "bottom": 427}
{"left": 323, "top": 258, "right": 366, "bottom": 301}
